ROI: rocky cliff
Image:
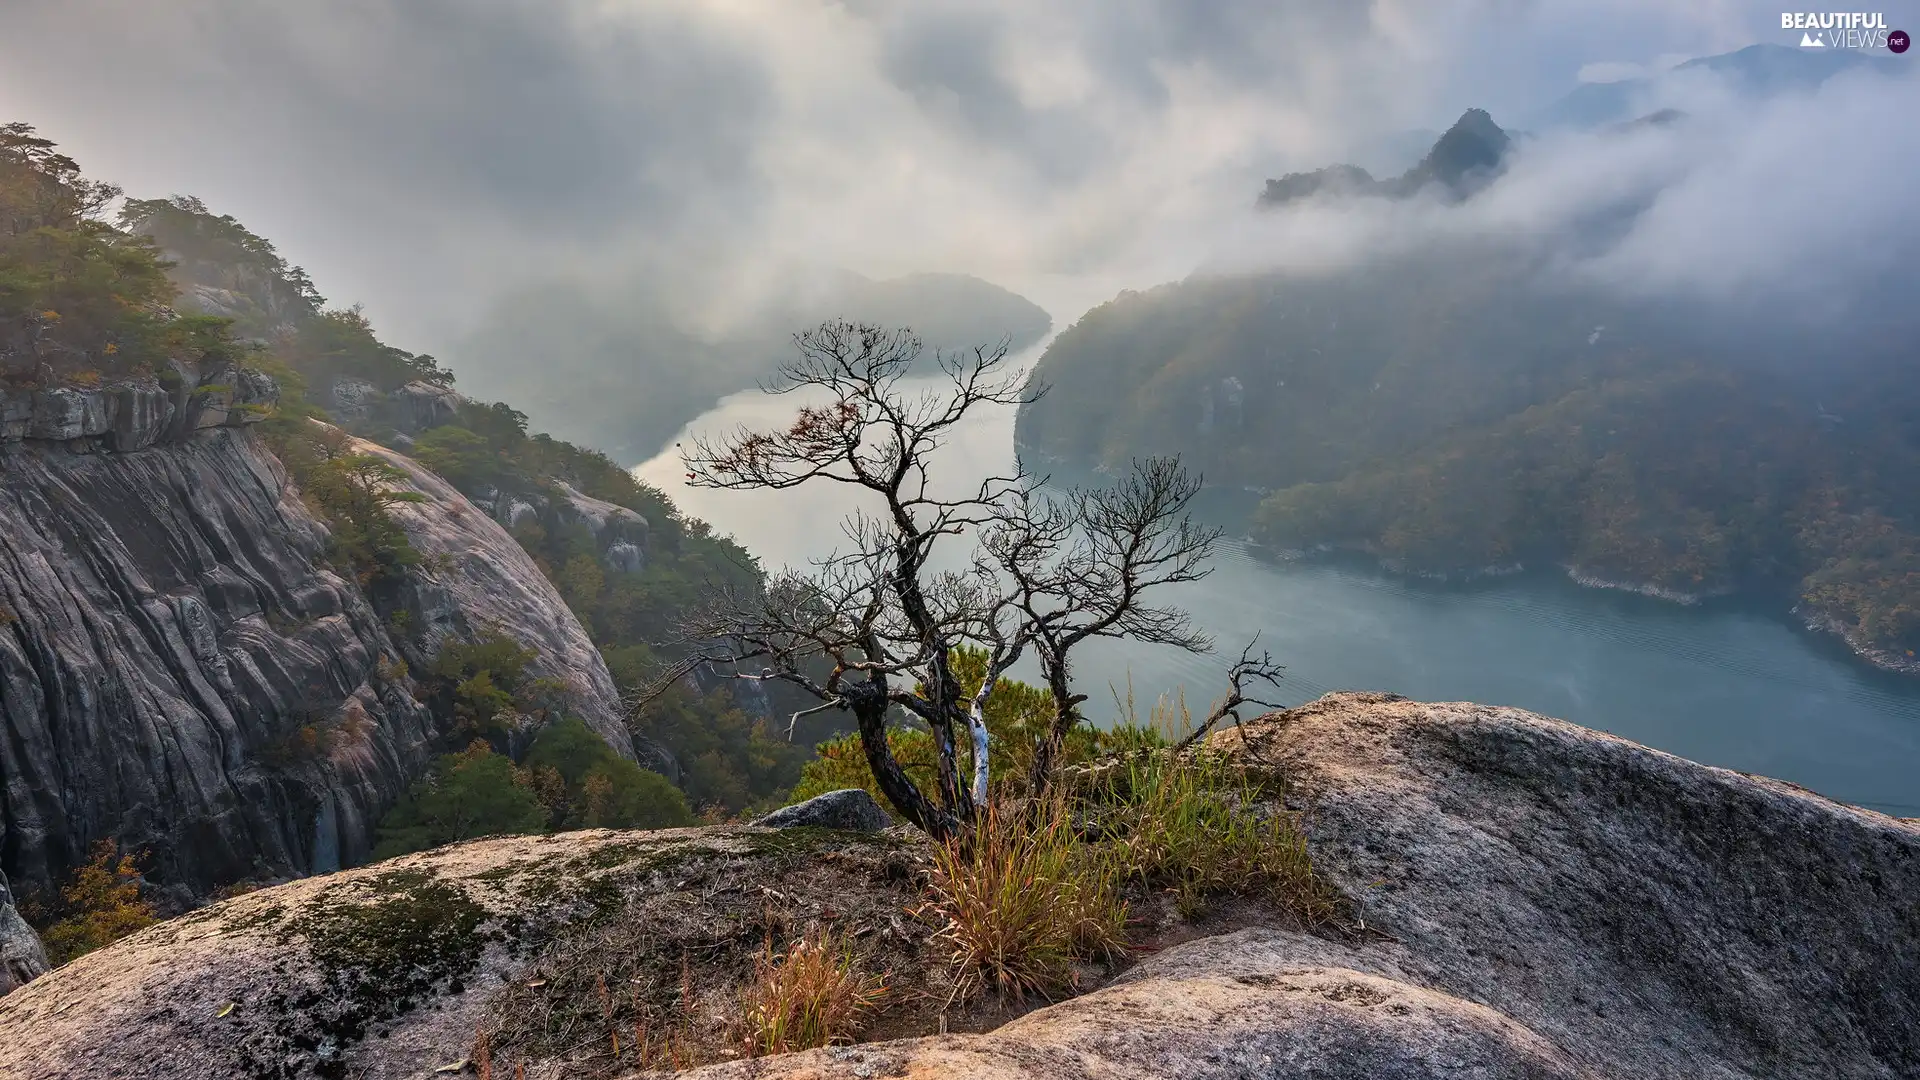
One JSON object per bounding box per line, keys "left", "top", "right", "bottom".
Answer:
{"left": 0, "top": 370, "right": 632, "bottom": 916}
{"left": 3, "top": 692, "right": 1913, "bottom": 1079}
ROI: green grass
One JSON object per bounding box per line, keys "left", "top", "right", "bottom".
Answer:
{"left": 1094, "top": 750, "right": 1342, "bottom": 922}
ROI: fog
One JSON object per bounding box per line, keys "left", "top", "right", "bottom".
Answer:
{"left": 1206, "top": 64, "right": 1919, "bottom": 327}
{"left": 0, "top": 1, "right": 1815, "bottom": 349}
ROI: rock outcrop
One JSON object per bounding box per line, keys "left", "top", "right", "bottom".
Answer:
{"left": 351, "top": 437, "right": 631, "bottom": 756}
{"left": 3, "top": 692, "right": 1915, "bottom": 1078}
{"left": 469, "top": 478, "right": 653, "bottom": 576}
{"left": 671, "top": 692, "right": 1920, "bottom": 1079}
{"left": 1, "top": 363, "right": 277, "bottom": 449}
{"left": 0, "top": 378, "right": 631, "bottom": 912}
{"left": 0, "top": 826, "right": 923, "bottom": 1079}
{"left": 322, "top": 377, "right": 468, "bottom": 439}
{"left": 0, "top": 870, "right": 48, "bottom": 996}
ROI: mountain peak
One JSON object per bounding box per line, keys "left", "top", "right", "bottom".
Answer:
{"left": 1413, "top": 108, "right": 1511, "bottom": 191}
{"left": 1257, "top": 109, "right": 1510, "bottom": 208}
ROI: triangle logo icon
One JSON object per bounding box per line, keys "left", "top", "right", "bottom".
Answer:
{"left": 1801, "top": 31, "right": 1825, "bottom": 46}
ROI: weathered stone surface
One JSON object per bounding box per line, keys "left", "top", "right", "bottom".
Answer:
{"left": 752, "top": 788, "right": 891, "bottom": 833}
{"left": 387, "top": 379, "right": 463, "bottom": 433}
{"left": 0, "top": 870, "right": 48, "bottom": 997}
{"left": 1245, "top": 692, "right": 1920, "bottom": 1079}
{"left": 0, "top": 827, "right": 915, "bottom": 1079}
{"left": 0, "top": 416, "right": 628, "bottom": 904}
{"left": 5, "top": 693, "right": 1915, "bottom": 1078}
{"left": 352, "top": 438, "right": 632, "bottom": 756}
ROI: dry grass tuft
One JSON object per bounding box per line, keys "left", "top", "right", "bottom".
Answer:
{"left": 742, "top": 928, "right": 889, "bottom": 1055}
{"left": 919, "top": 802, "right": 1128, "bottom": 1002}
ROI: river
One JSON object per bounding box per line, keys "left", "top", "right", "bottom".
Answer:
{"left": 635, "top": 360, "right": 1920, "bottom": 817}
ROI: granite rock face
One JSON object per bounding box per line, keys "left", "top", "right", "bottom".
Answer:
{"left": 350, "top": 438, "right": 632, "bottom": 757}
{"left": 0, "top": 385, "right": 631, "bottom": 911}
{"left": 0, "top": 870, "right": 48, "bottom": 997}
{"left": 5, "top": 693, "right": 1914, "bottom": 1077}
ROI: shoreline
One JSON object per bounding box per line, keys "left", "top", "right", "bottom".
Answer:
{"left": 1796, "top": 608, "right": 1920, "bottom": 676}
{"left": 1247, "top": 538, "right": 1915, "bottom": 678}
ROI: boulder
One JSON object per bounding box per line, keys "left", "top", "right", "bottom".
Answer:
{"left": 388, "top": 379, "right": 463, "bottom": 434}
{"left": 325, "top": 377, "right": 379, "bottom": 425}
{"left": 752, "top": 788, "right": 892, "bottom": 832}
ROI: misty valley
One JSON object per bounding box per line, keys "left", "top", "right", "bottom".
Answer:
{"left": 3, "top": 12, "right": 1918, "bottom": 1080}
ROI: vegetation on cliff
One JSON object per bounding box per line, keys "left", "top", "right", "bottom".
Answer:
{"left": 23, "top": 843, "right": 156, "bottom": 966}
{"left": 60, "top": 129, "right": 820, "bottom": 814}
{"left": 0, "top": 123, "right": 813, "bottom": 956}
{"left": 372, "top": 726, "right": 693, "bottom": 859}
{"left": 0, "top": 125, "right": 248, "bottom": 385}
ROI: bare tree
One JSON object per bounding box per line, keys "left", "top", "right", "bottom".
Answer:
{"left": 666, "top": 319, "right": 1246, "bottom": 837}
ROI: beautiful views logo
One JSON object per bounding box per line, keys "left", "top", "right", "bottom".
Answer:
{"left": 1781, "top": 12, "right": 1901, "bottom": 48}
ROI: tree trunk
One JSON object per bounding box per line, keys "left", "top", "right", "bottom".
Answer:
{"left": 1026, "top": 665, "right": 1080, "bottom": 797}
{"left": 847, "top": 681, "right": 956, "bottom": 839}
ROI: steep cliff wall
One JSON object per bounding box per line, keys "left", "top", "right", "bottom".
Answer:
{"left": 349, "top": 437, "right": 632, "bottom": 755}
{"left": 0, "top": 374, "right": 631, "bottom": 909}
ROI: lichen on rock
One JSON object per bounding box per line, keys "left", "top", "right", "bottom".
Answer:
{"left": 4, "top": 693, "right": 1916, "bottom": 1079}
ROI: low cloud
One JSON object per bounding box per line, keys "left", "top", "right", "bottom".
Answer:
{"left": 1196, "top": 59, "right": 1920, "bottom": 335}
{"left": 0, "top": 0, "right": 1854, "bottom": 359}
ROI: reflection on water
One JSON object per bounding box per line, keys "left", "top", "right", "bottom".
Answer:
{"left": 636, "top": 368, "right": 1920, "bottom": 815}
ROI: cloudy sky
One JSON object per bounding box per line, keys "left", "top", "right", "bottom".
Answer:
{"left": 0, "top": 1, "right": 1911, "bottom": 358}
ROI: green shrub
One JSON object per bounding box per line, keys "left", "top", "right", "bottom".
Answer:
{"left": 303, "top": 452, "right": 424, "bottom": 585}
{"left": 35, "top": 841, "right": 157, "bottom": 965}
{"left": 787, "top": 648, "right": 1177, "bottom": 815}
{"left": 523, "top": 717, "right": 693, "bottom": 830}
{"left": 372, "top": 741, "right": 548, "bottom": 859}
{"left": 423, "top": 631, "right": 540, "bottom": 743}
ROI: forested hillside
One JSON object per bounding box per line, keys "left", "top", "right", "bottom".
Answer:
{"left": 1017, "top": 238, "right": 1920, "bottom": 667}
{"left": 3, "top": 124, "right": 834, "bottom": 828}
